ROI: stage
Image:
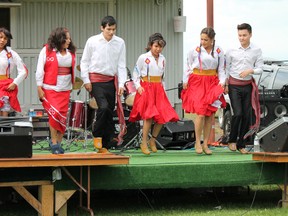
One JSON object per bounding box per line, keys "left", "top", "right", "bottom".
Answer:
{"left": 0, "top": 139, "right": 287, "bottom": 215}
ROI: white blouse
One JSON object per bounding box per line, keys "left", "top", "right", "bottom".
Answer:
{"left": 183, "top": 45, "right": 226, "bottom": 84}
{"left": 0, "top": 47, "right": 27, "bottom": 86}
{"left": 133, "top": 51, "right": 166, "bottom": 89}
{"left": 36, "top": 46, "right": 75, "bottom": 91}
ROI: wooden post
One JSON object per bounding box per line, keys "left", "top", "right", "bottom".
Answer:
{"left": 207, "top": 0, "right": 214, "bottom": 28}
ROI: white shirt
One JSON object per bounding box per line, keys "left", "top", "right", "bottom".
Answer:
{"left": 225, "top": 43, "right": 263, "bottom": 80}
{"left": 183, "top": 45, "right": 226, "bottom": 84}
{"left": 132, "top": 51, "right": 166, "bottom": 89}
{"left": 0, "top": 47, "right": 27, "bottom": 86}
{"left": 35, "top": 46, "right": 73, "bottom": 91}
{"left": 80, "top": 33, "right": 126, "bottom": 88}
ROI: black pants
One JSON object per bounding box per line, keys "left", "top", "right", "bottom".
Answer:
{"left": 228, "top": 84, "right": 253, "bottom": 149}
{"left": 91, "top": 81, "right": 115, "bottom": 148}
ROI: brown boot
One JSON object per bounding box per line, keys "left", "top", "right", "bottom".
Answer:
{"left": 140, "top": 142, "right": 150, "bottom": 155}
{"left": 149, "top": 137, "right": 158, "bottom": 153}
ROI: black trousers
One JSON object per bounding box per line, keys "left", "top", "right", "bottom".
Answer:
{"left": 228, "top": 84, "right": 253, "bottom": 149}
{"left": 90, "top": 81, "right": 115, "bottom": 148}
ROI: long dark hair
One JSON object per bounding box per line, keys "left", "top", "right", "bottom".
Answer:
{"left": 0, "top": 27, "right": 13, "bottom": 49}
{"left": 47, "top": 27, "right": 76, "bottom": 53}
{"left": 200, "top": 27, "right": 216, "bottom": 58}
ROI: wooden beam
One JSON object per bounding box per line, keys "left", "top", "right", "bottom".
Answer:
{"left": 13, "top": 185, "right": 42, "bottom": 214}
{"left": 39, "top": 184, "right": 54, "bottom": 216}
{"left": 55, "top": 190, "right": 77, "bottom": 214}
{"left": 279, "top": 185, "right": 288, "bottom": 208}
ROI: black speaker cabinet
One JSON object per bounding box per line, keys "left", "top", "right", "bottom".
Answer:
{"left": 257, "top": 116, "right": 288, "bottom": 152}
{"left": 0, "top": 123, "right": 33, "bottom": 158}
{"left": 157, "top": 119, "right": 195, "bottom": 147}
{"left": 259, "top": 95, "right": 288, "bottom": 127}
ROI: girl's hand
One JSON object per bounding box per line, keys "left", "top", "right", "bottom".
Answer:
{"left": 137, "top": 86, "right": 144, "bottom": 95}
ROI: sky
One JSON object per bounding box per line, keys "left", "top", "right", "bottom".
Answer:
{"left": 183, "top": 0, "right": 288, "bottom": 61}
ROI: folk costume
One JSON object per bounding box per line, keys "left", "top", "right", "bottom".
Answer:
{"left": 80, "top": 33, "right": 127, "bottom": 147}
{"left": 129, "top": 51, "right": 179, "bottom": 124}
{"left": 36, "top": 45, "right": 75, "bottom": 134}
{"left": 226, "top": 43, "right": 263, "bottom": 149}
{"left": 181, "top": 45, "right": 226, "bottom": 116}
{"left": 0, "top": 47, "right": 28, "bottom": 112}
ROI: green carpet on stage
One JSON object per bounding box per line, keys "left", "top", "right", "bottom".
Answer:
{"left": 31, "top": 140, "right": 285, "bottom": 191}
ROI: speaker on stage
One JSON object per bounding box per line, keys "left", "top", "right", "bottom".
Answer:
{"left": 156, "top": 119, "right": 195, "bottom": 148}
{"left": 257, "top": 116, "right": 288, "bottom": 152}
{"left": 259, "top": 95, "right": 288, "bottom": 127}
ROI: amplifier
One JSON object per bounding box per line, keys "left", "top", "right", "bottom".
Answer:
{"left": 0, "top": 122, "right": 33, "bottom": 158}
{"left": 259, "top": 89, "right": 281, "bottom": 99}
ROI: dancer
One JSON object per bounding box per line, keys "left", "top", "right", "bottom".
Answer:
{"left": 226, "top": 23, "right": 263, "bottom": 154}
{"left": 181, "top": 27, "right": 226, "bottom": 155}
{"left": 0, "top": 27, "right": 28, "bottom": 116}
{"left": 36, "top": 27, "right": 76, "bottom": 154}
{"left": 129, "top": 33, "right": 179, "bottom": 155}
{"left": 80, "top": 16, "right": 126, "bottom": 153}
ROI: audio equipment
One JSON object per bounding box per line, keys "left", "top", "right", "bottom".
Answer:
{"left": 257, "top": 116, "right": 288, "bottom": 152}
{"left": 0, "top": 121, "right": 33, "bottom": 158}
{"left": 259, "top": 90, "right": 288, "bottom": 127}
{"left": 156, "top": 119, "right": 195, "bottom": 148}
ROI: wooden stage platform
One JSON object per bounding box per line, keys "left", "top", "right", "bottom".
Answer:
{"left": 0, "top": 153, "right": 129, "bottom": 216}
{"left": 1, "top": 143, "right": 288, "bottom": 215}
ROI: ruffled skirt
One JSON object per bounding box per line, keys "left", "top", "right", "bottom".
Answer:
{"left": 129, "top": 81, "right": 179, "bottom": 124}
{"left": 181, "top": 74, "right": 226, "bottom": 116}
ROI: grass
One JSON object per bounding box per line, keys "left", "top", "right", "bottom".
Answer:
{"left": 1, "top": 185, "right": 287, "bottom": 216}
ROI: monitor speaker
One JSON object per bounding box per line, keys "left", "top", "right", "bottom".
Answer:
{"left": 257, "top": 116, "right": 288, "bottom": 152}
{"left": 156, "top": 119, "right": 195, "bottom": 148}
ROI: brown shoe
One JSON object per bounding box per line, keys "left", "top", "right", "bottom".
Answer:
{"left": 97, "top": 148, "right": 110, "bottom": 154}
{"left": 149, "top": 139, "right": 158, "bottom": 153}
{"left": 238, "top": 148, "right": 248, "bottom": 154}
{"left": 228, "top": 143, "right": 237, "bottom": 151}
{"left": 140, "top": 143, "right": 150, "bottom": 155}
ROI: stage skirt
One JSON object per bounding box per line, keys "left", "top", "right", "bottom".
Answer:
{"left": 42, "top": 89, "right": 70, "bottom": 134}
{"left": 129, "top": 81, "right": 179, "bottom": 124}
{"left": 181, "top": 73, "right": 226, "bottom": 116}
{"left": 0, "top": 78, "right": 21, "bottom": 112}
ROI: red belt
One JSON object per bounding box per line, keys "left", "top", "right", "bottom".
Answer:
{"left": 58, "top": 67, "right": 71, "bottom": 75}
{"left": 89, "top": 73, "right": 114, "bottom": 83}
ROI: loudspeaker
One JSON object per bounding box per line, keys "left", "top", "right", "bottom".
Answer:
{"left": 259, "top": 95, "right": 288, "bottom": 127}
{"left": 157, "top": 119, "right": 195, "bottom": 148}
{"left": 0, "top": 122, "right": 33, "bottom": 158}
{"left": 257, "top": 116, "right": 288, "bottom": 152}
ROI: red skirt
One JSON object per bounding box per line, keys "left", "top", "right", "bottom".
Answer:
{"left": 0, "top": 78, "right": 21, "bottom": 112}
{"left": 129, "top": 81, "right": 179, "bottom": 124}
{"left": 181, "top": 74, "right": 226, "bottom": 116}
{"left": 42, "top": 89, "right": 70, "bottom": 134}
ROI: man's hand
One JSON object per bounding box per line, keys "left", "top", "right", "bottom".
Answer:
{"left": 118, "top": 87, "right": 124, "bottom": 96}
{"left": 84, "top": 83, "right": 92, "bottom": 92}
{"left": 239, "top": 69, "right": 253, "bottom": 78}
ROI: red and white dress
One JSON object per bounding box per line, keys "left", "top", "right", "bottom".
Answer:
{"left": 0, "top": 47, "right": 28, "bottom": 112}
{"left": 36, "top": 46, "right": 76, "bottom": 133}
{"left": 129, "top": 51, "right": 179, "bottom": 124}
{"left": 181, "top": 46, "right": 226, "bottom": 116}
